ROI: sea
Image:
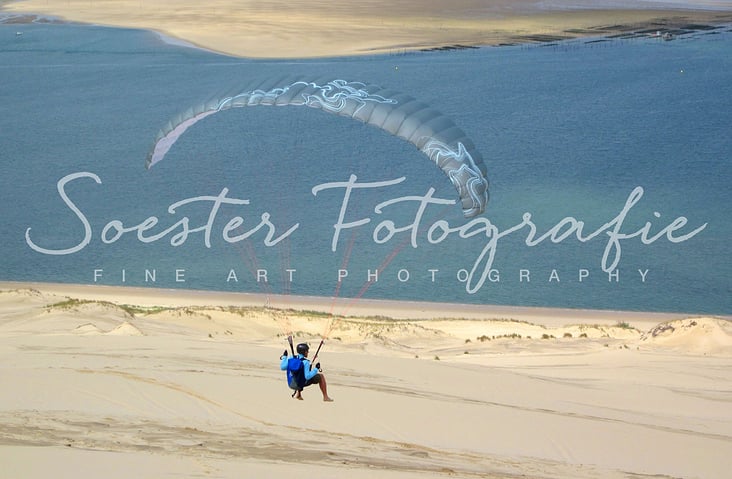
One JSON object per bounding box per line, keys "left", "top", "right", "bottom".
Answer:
{"left": 1, "top": 21, "right": 731, "bottom": 315}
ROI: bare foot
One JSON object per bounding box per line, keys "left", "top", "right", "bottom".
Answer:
{"left": 323, "top": 397, "right": 334, "bottom": 402}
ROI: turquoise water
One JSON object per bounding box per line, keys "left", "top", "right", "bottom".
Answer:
{"left": 1, "top": 23, "right": 731, "bottom": 314}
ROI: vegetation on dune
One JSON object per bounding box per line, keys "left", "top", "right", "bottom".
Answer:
{"left": 46, "top": 298, "right": 176, "bottom": 319}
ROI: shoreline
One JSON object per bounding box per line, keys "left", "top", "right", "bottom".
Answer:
{"left": 2, "top": 1, "right": 732, "bottom": 58}
{"left": 2, "top": 280, "right": 726, "bottom": 326}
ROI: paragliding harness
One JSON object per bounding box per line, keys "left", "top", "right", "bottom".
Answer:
{"left": 286, "top": 355, "right": 307, "bottom": 397}
{"left": 284, "top": 337, "right": 323, "bottom": 397}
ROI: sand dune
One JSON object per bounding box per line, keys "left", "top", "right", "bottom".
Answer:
{"left": 640, "top": 316, "right": 732, "bottom": 355}
{"left": 1, "top": 283, "right": 730, "bottom": 478}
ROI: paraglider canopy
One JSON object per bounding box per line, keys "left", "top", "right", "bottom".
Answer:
{"left": 146, "top": 77, "right": 489, "bottom": 217}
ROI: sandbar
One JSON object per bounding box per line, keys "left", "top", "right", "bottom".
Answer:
{"left": 2, "top": 0, "right": 732, "bottom": 57}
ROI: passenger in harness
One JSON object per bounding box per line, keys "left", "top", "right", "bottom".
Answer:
{"left": 280, "top": 343, "right": 333, "bottom": 401}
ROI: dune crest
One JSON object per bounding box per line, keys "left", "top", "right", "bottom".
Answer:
{"left": 105, "top": 321, "right": 144, "bottom": 336}
{"left": 640, "top": 317, "right": 732, "bottom": 355}
{"left": 72, "top": 323, "right": 103, "bottom": 335}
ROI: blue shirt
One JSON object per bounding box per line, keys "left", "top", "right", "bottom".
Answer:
{"left": 280, "top": 354, "right": 319, "bottom": 381}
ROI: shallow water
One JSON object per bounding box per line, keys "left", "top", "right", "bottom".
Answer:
{"left": 1, "top": 23, "right": 730, "bottom": 314}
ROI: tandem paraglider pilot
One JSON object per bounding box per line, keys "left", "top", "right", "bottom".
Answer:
{"left": 280, "top": 343, "right": 333, "bottom": 401}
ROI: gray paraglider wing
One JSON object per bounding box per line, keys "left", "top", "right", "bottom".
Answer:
{"left": 146, "top": 78, "right": 489, "bottom": 217}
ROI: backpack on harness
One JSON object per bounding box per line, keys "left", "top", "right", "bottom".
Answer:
{"left": 286, "top": 356, "right": 307, "bottom": 392}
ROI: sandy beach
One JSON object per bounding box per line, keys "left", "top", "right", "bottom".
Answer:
{"left": 1, "top": 281, "right": 731, "bottom": 478}
{"left": 2, "top": 0, "right": 732, "bottom": 57}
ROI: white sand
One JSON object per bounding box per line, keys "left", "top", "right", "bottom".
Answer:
{"left": 3, "top": 0, "right": 732, "bottom": 57}
{"left": 1, "top": 282, "right": 730, "bottom": 478}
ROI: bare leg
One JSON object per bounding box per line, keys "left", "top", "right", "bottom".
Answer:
{"left": 295, "top": 390, "right": 303, "bottom": 400}
{"left": 319, "top": 374, "right": 333, "bottom": 402}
